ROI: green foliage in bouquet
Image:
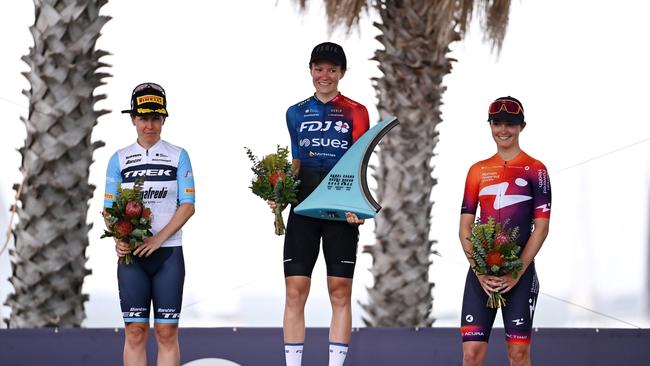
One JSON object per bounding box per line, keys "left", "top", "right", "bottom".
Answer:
{"left": 101, "top": 178, "right": 153, "bottom": 264}
{"left": 245, "top": 145, "right": 300, "bottom": 235}
{"left": 467, "top": 216, "right": 523, "bottom": 308}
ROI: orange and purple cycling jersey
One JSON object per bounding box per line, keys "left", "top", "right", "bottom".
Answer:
{"left": 461, "top": 150, "right": 551, "bottom": 247}
{"left": 460, "top": 150, "right": 551, "bottom": 345}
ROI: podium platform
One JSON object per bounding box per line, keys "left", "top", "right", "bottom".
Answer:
{"left": 1, "top": 327, "right": 649, "bottom": 365}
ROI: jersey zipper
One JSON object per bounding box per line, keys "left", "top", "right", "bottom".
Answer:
{"left": 499, "top": 160, "right": 507, "bottom": 223}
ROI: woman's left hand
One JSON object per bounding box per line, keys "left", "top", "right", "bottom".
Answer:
{"left": 497, "top": 273, "right": 520, "bottom": 294}
{"left": 345, "top": 212, "right": 365, "bottom": 225}
{"left": 132, "top": 235, "right": 164, "bottom": 258}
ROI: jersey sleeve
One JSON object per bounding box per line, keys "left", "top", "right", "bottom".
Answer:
{"left": 177, "top": 149, "right": 196, "bottom": 205}
{"left": 461, "top": 163, "right": 481, "bottom": 215}
{"left": 104, "top": 152, "right": 122, "bottom": 208}
{"left": 530, "top": 160, "right": 551, "bottom": 219}
{"left": 286, "top": 107, "right": 299, "bottom": 159}
{"left": 351, "top": 104, "right": 370, "bottom": 142}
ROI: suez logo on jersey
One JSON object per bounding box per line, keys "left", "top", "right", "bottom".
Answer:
{"left": 299, "top": 138, "right": 349, "bottom": 149}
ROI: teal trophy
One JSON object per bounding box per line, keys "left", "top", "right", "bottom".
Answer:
{"left": 294, "top": 116, "right": 399, "bottom": 221}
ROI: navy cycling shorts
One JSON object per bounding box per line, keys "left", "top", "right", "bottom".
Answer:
{"left": 118, "top": 246, "right": 185, "bottom": 324}
{"left": 460, "top": 263, "right": 539, "bottom": 344}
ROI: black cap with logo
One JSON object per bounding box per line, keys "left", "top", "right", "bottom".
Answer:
{"left": 309, "top": 42, "right": 347, "bottom": 70}
{"left": 121, "top": 82, "right": 169, "bottom": 117}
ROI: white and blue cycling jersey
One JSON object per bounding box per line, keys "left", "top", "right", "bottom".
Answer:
{"left": 104, "top": 139, "right": 195, "bottom": 247}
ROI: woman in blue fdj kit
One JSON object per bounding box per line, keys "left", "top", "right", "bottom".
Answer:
{"left": 104, "top": 82, "right": 195, "bottom": 366}
{"left": 270, "top": 42, "right": 369, "bottom": 366}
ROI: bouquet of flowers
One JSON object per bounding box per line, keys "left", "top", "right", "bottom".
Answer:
{"left": 101, "top": 178, "right": 153, "bottom": 264}
{"left": 245, "top": 145, "right": 300, "bottom": 235}
{"left": 467, "top": 216, "right": 523, "bottom": 308}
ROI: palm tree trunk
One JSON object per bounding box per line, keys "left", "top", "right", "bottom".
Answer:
{"left": 5, "top": 0, "right": 110, "bottom": 328}
{"left": 361, "top": 0, "right": 460, "bottom": 327}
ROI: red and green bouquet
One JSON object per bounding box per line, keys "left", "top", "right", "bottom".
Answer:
{"left": 245, "top": 145, "right": 300, "bottom": 235}
{"left": 101, "top": 178, "right": 153, "bottom": 264}
{"left": 467, "top": 216, "right": 523, "bottom": 308}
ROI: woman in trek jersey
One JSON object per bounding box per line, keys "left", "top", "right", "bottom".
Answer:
{"left": 104, "top": 82, "right": 195, "bottom": 366}
{"left": 269, "top": 42, "right": 369, "bottom": 366}
{"left": 459, "top": 96, "right": 551, "bottom": 366}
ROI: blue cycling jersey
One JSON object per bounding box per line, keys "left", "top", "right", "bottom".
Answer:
{"left": 286, "top": 93, "right": 369, "bottom": 170}
{"left": 104, "top": 139, "right": 195, "bottom": 247}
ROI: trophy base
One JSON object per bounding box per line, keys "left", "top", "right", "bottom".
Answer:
{"left": 294, "top": 204, "right": 376, "bottom": 221}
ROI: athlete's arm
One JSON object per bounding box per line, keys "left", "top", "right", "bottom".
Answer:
{"left": 459, "top": 213, "right": 476, "bottom": 260}
{"left": 499, "top": 218, "right": 549, "bottom": 294}
{"left": 519, "top": 218, "right": 549, "bottom": 272}
{"left": 351, "top": 105, "right": 370, "bottom": 142}
{"left": 133, "top": 203, "right": 195, "bottom": 257}
{"left": 460, "top": 213, "right": 502, "bottom": 295}
{"left": 291, "top": 159, "right": 300, "bottom": 177}
{"left": 103, "top": 152, "right": 131, "bottom": 257}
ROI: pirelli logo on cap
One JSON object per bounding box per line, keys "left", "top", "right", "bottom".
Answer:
{"left": 184, "top": 188, "right": 195, "bottom": 194}
{"left": 104, "top": 193, "right": 114, "bottom": 200}
{"left": 136, "top": 95, "right": 164, "bottom": 106}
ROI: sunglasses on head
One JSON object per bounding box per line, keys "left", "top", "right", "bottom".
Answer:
{"left": 488, "top": 100, "right": 522, "bottom": 115}
{"left": 133, "top": 83, "right": 165, "bottom": 94}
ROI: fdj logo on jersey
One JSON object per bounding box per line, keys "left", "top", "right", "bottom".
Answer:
{"left": 299, "top": 120, "right": 348, "bottom": 134}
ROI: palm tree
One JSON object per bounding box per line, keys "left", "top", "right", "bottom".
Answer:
{"left": 292, "top": 0, "right": 511, "bottom": 326}
{"left": 5, "top": 0, "right": 110, "bottom": 328}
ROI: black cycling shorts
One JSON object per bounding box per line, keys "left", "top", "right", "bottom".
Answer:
{"left": 460, "top": 262, "right": 539, "bottom": 344}
{"left": 283, "top": 167, "right": 360, "bottom": 278}
{"left": 118, "top": 246, "right": 185, "bottom": 324}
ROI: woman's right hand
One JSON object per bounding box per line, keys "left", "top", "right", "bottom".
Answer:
{"left": 115, "top": 240, "right": 130, "bottom": 258}
{"left": 475, "top": 272, "right": 504, "bottom": 295}
{"left": 267, "top": 200, "right": 286, "bottom": 212}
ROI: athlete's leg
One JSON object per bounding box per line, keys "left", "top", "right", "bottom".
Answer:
{"left": 119, "top": 258, "right": 153, "bottom": 366}
{"left": 506, "top": 343, "right": 531, "bottom": 366}
{"left": 124, "top": 322, "right": 149, "bottom": 366}
{"left": 283, "top": 209, "right": 321, "bottom": 345}
{"left": 154, "top": 322, "right": 180, "bottom": 366}
{"left": 462, "top": 341, "right": 489, "bottom": 366}
{"left": 327, "top": 276, "right": 353, "bottom": 343}
{"left": 502, "top": 264, "right": 538, "bottom": 366}
{"left": 461, "top": 269, "right": 497, "bottom": 366}
{"left": 283, "top": 275, "right": 312, "bottom": 343}
{"left": 151, "top": 247, "right": 185, "bottom": 366}
{"left": 322, "top": 221, "right": 357, "bottom": 366}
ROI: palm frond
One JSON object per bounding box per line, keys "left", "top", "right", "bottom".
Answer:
{"left": 293, "top": 0, "right": 369, "bottom": 33}
{"left": 292, "top": 0, "right": 511, "bottom": 53}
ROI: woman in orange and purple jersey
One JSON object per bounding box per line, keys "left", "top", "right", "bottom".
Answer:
{"left": 459, "top": 96, "right": 551, "bottom": 366}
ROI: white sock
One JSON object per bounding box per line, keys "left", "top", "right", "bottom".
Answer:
{"left": 284, "top": 343, "right": 304, "bottom": 366}
{"left": 328, "top": 342, "right": 349, "bottom": 366}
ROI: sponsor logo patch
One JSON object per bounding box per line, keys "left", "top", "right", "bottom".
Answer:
{"left": 136, "top": 95, "right": 164, "bottom": 105}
